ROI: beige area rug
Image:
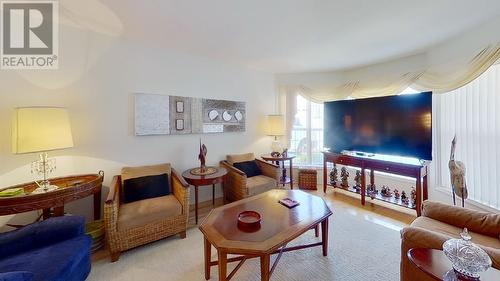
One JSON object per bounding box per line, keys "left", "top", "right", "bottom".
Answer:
{"left": 88, "top": 201, "right": 403, "bottom": 281}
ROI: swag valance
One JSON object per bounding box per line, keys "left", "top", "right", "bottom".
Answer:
{"left": 276, "top": 17, "right": 500, "bottom": 103}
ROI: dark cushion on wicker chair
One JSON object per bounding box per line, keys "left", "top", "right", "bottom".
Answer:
{"left": 233, "top": 160, "right": 262, "bottom": 178}
{"left": 123, "top": 173, "right": 170, "bottom": 203}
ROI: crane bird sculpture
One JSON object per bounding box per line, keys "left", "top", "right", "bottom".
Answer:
{"left": 449, "top": 135, "right": 468, "bottom": 207}
{"left": 198, "top": 139, "right": 208, "bottom": 173}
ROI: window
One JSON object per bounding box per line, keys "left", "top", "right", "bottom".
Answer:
{"left": 435, "top": 62, "right": 500, "bottom": 209}
{"left": 289, "top": 95, "right": 324, "bottom": 166}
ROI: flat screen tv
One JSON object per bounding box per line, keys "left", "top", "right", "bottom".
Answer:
{"left": 324, "top": 92, "right": 432, "bottom": 160}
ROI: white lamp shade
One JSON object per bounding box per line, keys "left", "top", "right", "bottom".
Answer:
{"left": 265, "top": 114, "right": 285, "bottom": 136}
{"left": 12, "top": 107, "right": 74, "bottom": 154}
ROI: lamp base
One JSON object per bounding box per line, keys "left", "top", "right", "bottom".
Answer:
{"left": 271, "top": 140, "right": 283, "bottom": 153}
{"left": 32, "top": 181, "right": 59, "bottom": 194}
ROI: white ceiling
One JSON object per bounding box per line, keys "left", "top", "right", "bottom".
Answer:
{"left": 100, "top": 0, "right": 500, "bottom": 73}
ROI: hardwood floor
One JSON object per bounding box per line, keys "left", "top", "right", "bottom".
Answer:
{"left": 93, "top": 187, "right": 415, "bottom": 262}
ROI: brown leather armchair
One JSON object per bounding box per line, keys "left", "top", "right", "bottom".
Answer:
{"left": 400, "top": 200, "right": 500, "bottom": 281}
{"left": 220, "top": 153, "right": 280, "bottom": 202}
{"left": 104, "top": 163, "right": 190, "bottom": 262}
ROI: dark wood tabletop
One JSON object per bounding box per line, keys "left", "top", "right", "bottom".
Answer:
{"left": 408, "top": 248, "right": 500, "bottom": 281}
{"left": 0, "top": 173, "right": 104, "bottom": 220}
{"left": 261, "top": 154, "right": 295, "bottom": 161}
{"left": 199, "top": 189, "right": 332, "bottom": 281}
{"left": 200, "top": 189, "right": 332, "bottom": 254}
{"left": 182, "top": 166, "right": 227, "bottom": 186}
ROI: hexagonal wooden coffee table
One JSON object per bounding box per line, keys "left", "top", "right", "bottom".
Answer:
{"left": 199, "top": 189, "right": 332, "bottom": 281}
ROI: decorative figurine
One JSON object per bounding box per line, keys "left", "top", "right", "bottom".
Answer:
{"left": 367, "top": 182, "right": 378, "bottom": 195}
{"left": 369, "top": 191, "right": 376, "bottom": 199}
{"left": 449, "top": 135, "right": 468, "bottom": 207}
{"left": 340, "top": 167, "right": 349, "bottom": 189}
{"left": 401, "top": 191, "right": 409, "bottom": 205}
{"left": 381, "top": 185, "right": 392, "bottom": 197}
{"left": 329, "top": 166, "right": 338, "bottom": 187}
{"left": 198, "top": 139, "right": 207, "bottom": 173}
{"left": 282, "top": 148, "right": 288, "bottom": 157}
{"left": 394, "top": 189, "right": 400, "bottom": 199}
{"left": 353, "top": 170, "right": 362, "bottom": 192}
{"left": 410, "top": 187, "right": 417, "bottom": 206}
{"left": 367, "top": 182, "right": 376, "bottom": 192}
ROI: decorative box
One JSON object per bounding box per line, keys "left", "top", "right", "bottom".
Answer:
{"left": 298, "top": 169, "right": 318, "bottom": 190}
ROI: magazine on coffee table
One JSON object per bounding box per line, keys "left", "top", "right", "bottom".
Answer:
{"left": 279, "top": 198, "right": 300, "bottom": 208}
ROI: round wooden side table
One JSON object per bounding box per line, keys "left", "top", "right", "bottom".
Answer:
{"left": 261, "top": 154, "right": 295, "bottom": 189}
{"left": 408, "top": 248, "right": 500, "bottom": 281}
{"left": 182, "top": 167, "right": 227, "bottom": 224}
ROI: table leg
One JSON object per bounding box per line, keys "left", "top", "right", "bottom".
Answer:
{"left": 260, "top": 254, "right": 270, "bottom": 281}
{"left": 281, "top": 161, "right": 286, "bottom": 187}
{"left": 53, "top": 206, "right": 64, "bottom": 217}
{"left": 321, "top": 218, "right": 329, "bottom": 256}
{"left": 42, "top": 208, "right": 51, "bottom": 220}
{"left": 423, "top": 173, "right": 428, "bottom": 200}
{"left": 370, "top": 169, "right": 375, "bottom": 188}
{"left": 361, "top": 168, "right": 366, "bottom": 205}
{"left": 212, "top": 184, "right": 215, "bottom": 205}
{"left": 204, "top": 237, "right": 211, "bottom": 280}
{"left": 416, "top": 172, "right": 422, "bottom": 217}
{"left": 289, "top": 159, "right": 293, "bottom": 190}
{"left": 217, "top": 250, "right": 227, "bottom": 281}
{"left": 94, "top": 190, "right": 102, "bottom": 220}
{"left": 323, "top": 158, "right": 327, "bottom": 193}
{"left": 195, "top": 186, "right": 199, "bottom": 224}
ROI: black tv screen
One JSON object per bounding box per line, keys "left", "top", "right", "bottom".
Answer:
{"left": 324, "top": 92, "right": 432, "bottom": 160}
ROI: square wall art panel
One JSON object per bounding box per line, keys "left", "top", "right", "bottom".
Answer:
{"left": 134, "top": 93, "right": 245, "bottom": 136}
{"left": 135, "top": 93, "right": 170, "bottom": 136}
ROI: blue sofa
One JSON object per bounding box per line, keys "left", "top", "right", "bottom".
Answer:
{"left": 0, "top": 216, "right": 92, "bottom": 281}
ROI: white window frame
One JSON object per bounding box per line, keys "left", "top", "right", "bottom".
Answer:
{"left": 289, "top": 95, "right": 323, "bottom": 167}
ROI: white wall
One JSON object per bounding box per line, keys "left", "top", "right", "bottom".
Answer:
{"left": 0, "top": 24, "right": 275, "bottom": 227}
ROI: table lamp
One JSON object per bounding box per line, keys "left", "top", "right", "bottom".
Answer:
{"left": 265, "top": 114, "right": 285, "bottom": 153}
{"left": 12, "top": 107, "right": 74, "bottom": 193}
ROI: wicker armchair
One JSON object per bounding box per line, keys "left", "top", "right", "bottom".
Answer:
{"left": 220, "top": 153, "right": 280, "bottom": 202}
{"left": 104, "top": 163, "right": 190, "bottom": 262}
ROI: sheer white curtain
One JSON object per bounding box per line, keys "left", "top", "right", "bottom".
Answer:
{"left": 435, "top": 62, "right": 500, "bottom": 209}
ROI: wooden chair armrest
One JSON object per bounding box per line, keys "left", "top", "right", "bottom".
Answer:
{"left": 171, "top": 168, "right": 190, "bottom": 214}
{"left": 172, "top": 168, "right": 189, "bottom": 188}
{"left": 104, "top": 175, "right": 120, "bottom": 237}
{"left": 255, "top": 158, "right": 279, "bottom": 168}
{"left": 220, "top": 160, "right": 246, "bottom": 176}
{"left": 256, "top": 159, "right": 280, "bottom": 180}
{"left": 105, "top": 175, "right": 121, "bottom": 204}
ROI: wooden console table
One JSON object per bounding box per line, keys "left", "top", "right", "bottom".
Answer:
{"left": 0, "top": 173, "right": 104, "bottom": 220}
{"left": 322, "top": 151, "right": 429, "bottom": 216}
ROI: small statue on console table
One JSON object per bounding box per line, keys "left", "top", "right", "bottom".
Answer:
{"left": 329, "top": 167, "right": 338, "bottom": 187}
{"left": 401, "top": 190, "right": 409, "bottom": 205}
{"left": 367, "top": 182, "right": 378, "bottom": 197}
{"left": 340, "top": 167, "right": 349, "bottom": 189}
{"left": 353, "top": 170, "right": 362, "bottom": 193}
{"left": 410, "top": 187, "right": 417, "bottom": 207}
{"left": 381, "top": 186, "right": 392, "bottom": 197}
{"left": 198, "top": 140, "right": 208, "bottom": 173}
{"left": 394, "top": 189, "right": 400, "bottom": 200}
